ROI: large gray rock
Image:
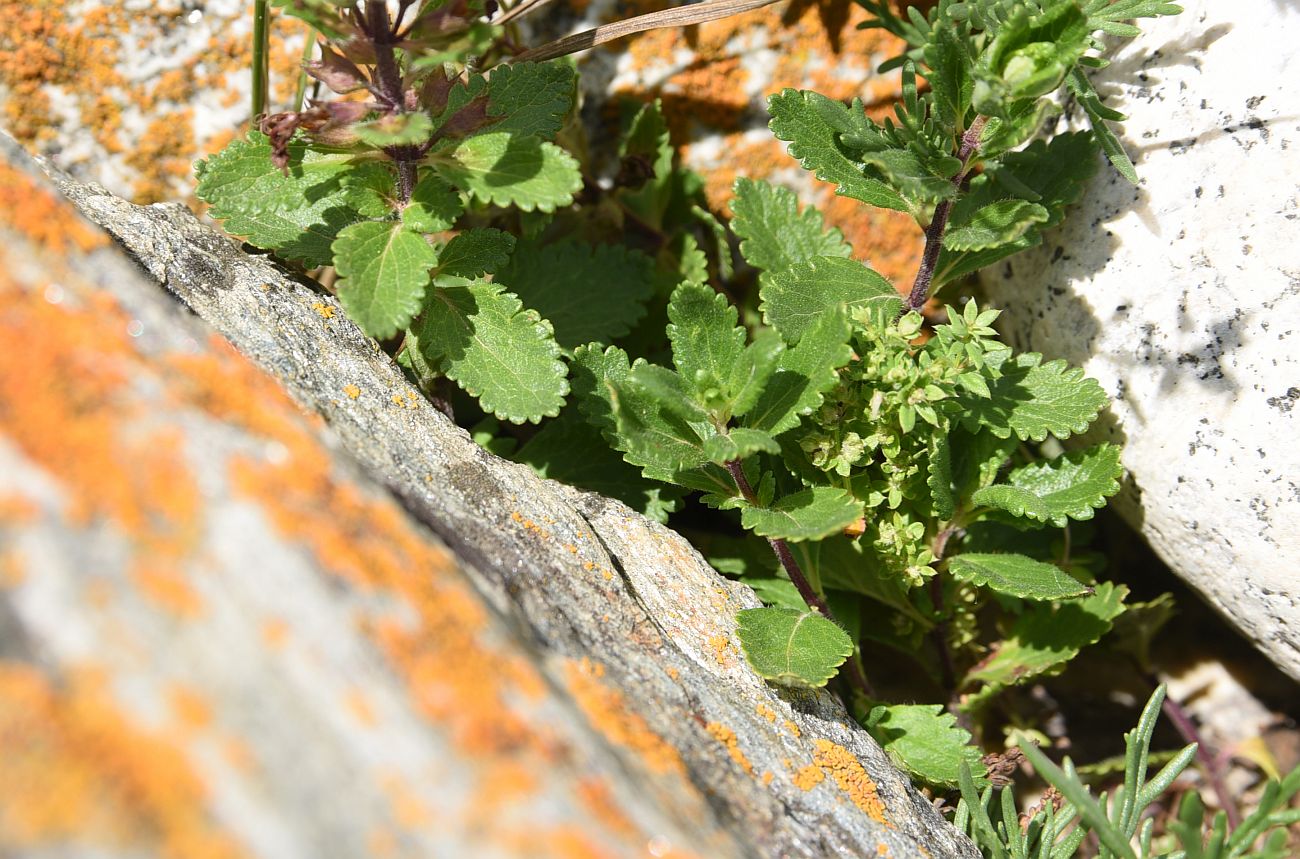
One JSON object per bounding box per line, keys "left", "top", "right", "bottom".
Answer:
{"left": 981, "top": 0, "right": 1300, "bottom": 681}
{"left": 0, "top": 131, "right": 976, "bottom": 858}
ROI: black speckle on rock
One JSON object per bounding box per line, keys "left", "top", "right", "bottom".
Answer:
{"left": 1169, "top": 138, "right": 1196, "bottom": 155}
{"left": 1195, "top": 186, "right": 1203, "bottom": 198}
{"left": 1247, "top": 95, "right": 1266, "bottom": 109}
{"left": 1116, "top": 304, "right": 1129, "bottom": 313}
{"left": 1266, "top": 386, "right": 1300, "bottom": 414}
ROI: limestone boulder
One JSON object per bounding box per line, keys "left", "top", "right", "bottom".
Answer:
{"left": 980, "top": 0, "right": 1300, "bottom": 681}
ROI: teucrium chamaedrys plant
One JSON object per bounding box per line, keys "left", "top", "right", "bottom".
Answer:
{"left": 195, "top": 0, "right": 668, "bottom": 425}
{"left": 574, "top": 0, "right": 1179, "bottom": 788}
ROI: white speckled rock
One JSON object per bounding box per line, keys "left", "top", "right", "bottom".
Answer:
{"left": 981, "top": 0, "right": 1300, "bottom": 681}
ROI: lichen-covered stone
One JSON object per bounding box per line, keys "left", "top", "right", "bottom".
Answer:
{"left": 980, "top": 0, "right": 1300, "bottom": 681}
{"left": 2, "top": 132, "right": 977, "bottom": 858}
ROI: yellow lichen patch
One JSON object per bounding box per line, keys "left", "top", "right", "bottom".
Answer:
{"left": 130, "top": 565, "right": 205, "bottom": 619}
{"left": 565, "top": 658, "right": 686, "bottom": 778}
{"left": 343, "top": 384, "right": 361, "bottom": 399}
{"left": 707, "top": 633, "right": 732, "bottom": 666}
{"left": 792, "top": 764, "right": 825, "bottom": 791}
{"left": 761, "top": 771, "right": 774, "bottom": 786}
{"left": 755, "top": 703, "right": 776, "bottom": 723}
{"left": 312, "top": 302, "right": 336, "bottom": 319}
{"left": 0, "top": 663, "right": 247, "bottom": 858}
{"left": 705, "top": 722, "right": 754, "bottom": 777}
{"left": 812, "top": 739, "right": 889, "bottom": 825}
{"left": 0, "top": 163, "right": 107, "bottom": 252}
{"left": 877, "top": 842, "right": 892, "bottom": 856}
{"left": 784, "top": 719, "right": 801, "bottom": 738}
{"left": 168, "top": 686, "right": 214, "bottom": 734}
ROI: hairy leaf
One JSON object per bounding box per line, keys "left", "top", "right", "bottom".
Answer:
{"left": 928, "top": 432, "right": 956, "bottom": 520}
{"left": 761, "top": 255, "right": 901, "bottom": 343}
{"left": 943, "top": 200, "right": 1049, "bottom": 251}
{"left": 437, "top": 228, "right": 515, "bottom": 278}
{"left": 496, "top": 239, "right": 656, "bottom": 349}
{"left": 736, "top": 607, "right": 855, "bottom": 688}
{"left": 767, "top": 89, "right": 907, "bottom": 212}
{"left": 1067, "top": 68, "right": 1139, "bottom": 184}
{"left": 948, "top": 553, "right": 1090, "bottom": 600}
{"left": 333, "top": 220, "right": 437, "bottom": 338}
{"left": 485, "top": 61, "right": 576, "bottom": 140}
{"left": 972, "top": 444, "right": 1123, "bottom": 526}
{"left": 703, "top": 428, "right": 781, "bottom": 466}
{"left": 741, "top": 487, "right": 863, "bottom": 542}
{"left": 513, "top": 410, "right": 683, "bottom": 522}
{"left": 417, "top": 279, "right": 567, "bottom": 423}
{"left": 923, "top": 24, "right": 973, "bottom": 132}
{"left": 730, "top": 178, "right": 852, "bottom": 275}
{"left": 354, "top": 112, "right": 434, "bottom": 147}
{"left": 1082, "top": 0, "right": 1183, "bottom": 38}
{"left": 728, "top": 330, "right": 786, "bottom": 419}
{"left": 864, "top": 703, "right": 987, "bottom": 788}
{"left": 961, "top": 352, "right": 1108, "bottom": 441}
{"left": 962, "top": 582, "right": 1128, "bottom": 708}
{"left": 745, "top": 311, "right": 853, "bottom": 434}
{"left": 668, "top": 281, "right": 746, "bottom": 397}
{"left": 403, "top": 172, "right": 464, "bottom": 233}
{"left": 629, "top": 363, "right": 710, "bottom": 423}
{"left": 195, "top": 134, "right": 392, "bottom": 267}
{"left": 433, "top": 133, "right": 581, "bottom": 211}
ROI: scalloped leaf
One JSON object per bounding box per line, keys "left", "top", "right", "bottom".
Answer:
{"left": 972, "top": 444, "right": 1123, "bottom": 527}
{"left": 703, "top": 428, "right": 780, "bottom": 466}
{"left": 947, "top": 553, "right": 1090, "bottom": 600}
{"left": 333, "top": 220, "right": 437, "bottom": 339}
{"left": 354, "top": 112, "right": 434, "bottom": 147}
{"left": 744, "top": 310, "right": 852, "bottom": 435}
{"left": 416, "top": 279, "right": 567, "bottom": 423}
{"left": 402, "top": 172, "right": 464, "bottom": 233}
{"left": 736, "top": 607, "right": 854, "bottom": 688}
{"left": 928, "top": 432, "right": 956, "bottom": 520}
{"left": 767, "top": 89, "right": 907, "bottom": 213}
{"left": 942, "top": 199, "right": 1049, "bottom": 252}
{"left": 668, "top": 281, "right": 746, "bottom": 397}
{"left": 484, "top": 61, "right": 576, "bottom": 140}
{"left": 761, "top": 256, "right": 901, "bottom": 344}
{"left": 432, "top": 133, "right": 581, "bottom": 212}
{"left": 437, "top": 228, "right": 515, "bottom": 279}
{"left": 496, "top": 239, "right": 656, "bottom": 349}
{"left": 741, "top": 487, "right": 863, "bottom": 542}
{"left": 961, "top": 352, "right": 1108, "bottom": 442}
{"left": 728, "top": 330, "right": 786, "bottom": 419}
{"left": 729, "top": 177, "right": 852, "bottom": 275}
{"left": 195, "top": 134, "right": 392, "bottom": 267}
{"left": 863, "top": 703, "right": 987, "bottom": 789}
{"left": 961, "top": 582, "right": 1128, "bottom": 709}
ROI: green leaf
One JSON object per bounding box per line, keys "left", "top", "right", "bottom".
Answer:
{"left": 928, "top": 432, "right": 956, "bottom": 520}
{"left": 437, "top": 228, "right": 515, "bottom": 278}
{"left": 923, "top": 23, "right": 973, "bottom": 132}
{"left": 354, "top": 112, "right": 434, "bottom": 147}
{"left": 703, "top": 428, "right": 780, "bottom": 466}
{"left": 402, "top": 172, "right": 464, "bottom": 233}
{"left": 948, "top": 553, "right": 1089, "bottom": 600}
{"left": 962, "top": 582, "right": 1128, "bottom": 706}
{"left": 761, "top": 255, "right": 901, "bottom": 344}
{"left": 961, "top": 353, "right": 1108, "bottom": 442}
{"left": 417, "top": 279, "right": 567, "bottom": 423}
{"left": 618, "top": 99, "right": 674, "bottom": 229}
{"left": 484, "top": 61, "right": 576, "bottom": 140}
{"left": 951, "top": 427, "right": 1018, "bottom": 498}
{"left": 1083, "top": 0, "right": 1183, "bottom": 38}
{"left": 667, "top": 282, "right": 746, "bottom": 397}
{"left": 1015, "top": 741, "right": 1138, "bottom": 859}
{"left": 496, "top": 239, "right": 656, "bottom": 349}
{"left": 864, "top": 704, "right": 987, "bottom": 789}
{"left": 332, "top": 221, "right": 437, "bottom": 338}
{"left": 972, "top": 444, "right": 1123, "bottom": 527}
{"left": 943, "top": 200, "right": 1049, "bottom": 252}
{"left": 767, "top": 89, "right": 908, "bottom": 212}
{"left": 730, "top": 177, "right": 853, "bottom": 275}
{"left": 629, "top": 363, "right": 710, "bottom": 423}
{"left": 736, "top": 607, "right": 855, "bottom": 688}
{"left": 741, "top": 487, "right": 863, "bottom": 542}
{"left": 1067, "top": 68, "right": 1139, "bottom": 184}
{"left": 513, "top": 409, "right": 683, "bottom": 522}
{"left": 974, "top": 2, "right": 1091, "bottom": 116}
{"left": 744, "top": 310, "right": 853, "bottom": 434}
{"left": 744, "top": 578, "right": 808, "bottom": 612}
{"left": 432, "top": 133, "right": 581, "bottom": 212}
{"left": 195, "top": 134, "right": 392, "bottom": 268}
{"left": 728, "top": 330, "right": 786, "bottom": 419}
{"left": 856, "top": 147, "right": 957, "bottom": 205}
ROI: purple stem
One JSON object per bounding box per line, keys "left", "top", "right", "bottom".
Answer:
{"left": 905, "top": 115, "right": 989, "bottom": 312}
{"left": 365, "top": 0, "right": 418, "bottom": 203}
{"left": 1157, "top": 683, "right": 1243, "bottom": 830}
{"left": 724, "top": 459, "right": 876, "bottom": 701}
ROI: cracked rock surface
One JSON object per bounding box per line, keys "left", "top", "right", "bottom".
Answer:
{"left": 1, "top": 131, "right": 975, "bottom": 858}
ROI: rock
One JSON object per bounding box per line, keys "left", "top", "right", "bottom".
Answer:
{"left": 1, "top": 133, "right": 976, "bottom": 857}
{"left": 980, "top": 0, "right": 1300, "bottom": 682}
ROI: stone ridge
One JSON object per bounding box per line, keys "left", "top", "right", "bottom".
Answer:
{"left": 24, "top": 132, "right": 979, "bottom": 858}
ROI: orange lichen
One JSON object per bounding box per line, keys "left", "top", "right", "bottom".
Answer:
{"left": 877, "top": 842, "right": 892, "bottom": 856}
{"left": 708, "top": 633, "right": 732, "bottom": 665}
{"left": 130, "top": 566, "right": 205, "bottom": 619}
{"left": 0, "top": 664, "right": 247, "bottom": 858}
{"left": 792, "top": 764, "right": 825, "bottom": 790}
{"left": 168, "top": 686, "right": 214, "bottom": 733}
{"left": 705, "top": 722, "right": 754, "bottom": 777}
{"left": 812, "top": 739, "right": 889, "bottom": 825}
{"left": 343, "top": 384, "right": 361, "bottom": 399}
{"left": 312, "top": 302, "right": 336, "bottom": 319}
{"left": 576, "top": 777, "right": 638, "bottom": 840}
{"left": 784, "top": 719, "right": 801, "bottom": 738}
{"left": 0, "top": 164, "right": 107, "bottom": 252}
{"left": 565, "top": 658, "right": 686, "bottom": 778}
{"left": 761, "top": 771, "right": 774, "bottom": 786}
{"left": 755, "top": 703, "right": 776, "bottom": 723}
{"left": 345, "top": 689, "right": 378, "bottom": 728}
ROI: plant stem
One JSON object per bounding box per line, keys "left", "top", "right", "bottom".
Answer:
{"left": 929, "top": 525, "right": 959, "bottom": 693}
{"left": 252, "top": 0, "right": 271, "bottom": 119}
{"left": 1154, "top": 679, "right": 1243, "bottom": 830}
{"left": 724, "top": 459, "right": 876, "bottom": 701}
{"left": 905, "top": 115, "right": 989, "bottom": 312}
{"left": 365, "top": 0, "right": 418, "bottom": 203}
{"left": 293, "top": 27, "right": 317, "bottom": 113}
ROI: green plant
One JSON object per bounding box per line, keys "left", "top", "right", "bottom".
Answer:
{"left": 572, "top": 0, "right": 1181, "bottom": 788}
{"left": 954, "top": 686, "right": 1300, "bottom": 859}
